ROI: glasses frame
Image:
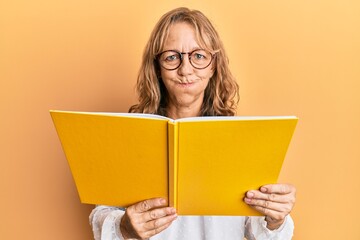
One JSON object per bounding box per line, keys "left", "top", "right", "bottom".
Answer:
{"left": 156, "top": 49, "right": 215, "bottom": 71}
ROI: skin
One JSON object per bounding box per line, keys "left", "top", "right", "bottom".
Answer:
{"left": 244, "top": 184, "right": 296, "bottom": 230}
{"left": 159, "top": 22, "right": 214, "bottom": 119}
{"left": 120, "top": 22, "right": 296, "bottom": 239}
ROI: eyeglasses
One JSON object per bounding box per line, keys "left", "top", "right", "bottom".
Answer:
{"left": 157, "top": 49, "right": 215, "bottom": 71}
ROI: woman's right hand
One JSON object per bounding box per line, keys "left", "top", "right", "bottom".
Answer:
{"left": 120, "top": 198, "right": 177, "bottom": 239}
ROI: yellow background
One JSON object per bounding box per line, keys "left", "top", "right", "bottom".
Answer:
{"left": 1, "top": 0, "right": 359, "bottom": 239}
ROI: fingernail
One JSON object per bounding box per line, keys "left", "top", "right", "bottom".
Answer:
{"left": 261, "top": 187, "right": 267, "bottom": 193}
{"left": 160, "top": 198, "right": 166, "bottom": 204}
{"left": 244, "top": 198, "right": 251, "bottom": 203}
{"left": 247, "top": 192, "right": 254, "bottom": 198}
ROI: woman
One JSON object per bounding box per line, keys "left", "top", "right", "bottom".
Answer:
{"left": 90, "top": 7, "right": 296, "bottom": 240}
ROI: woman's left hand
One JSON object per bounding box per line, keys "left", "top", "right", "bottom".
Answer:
{"left": 244, "top": 183, "right": 296, "bottom": 230}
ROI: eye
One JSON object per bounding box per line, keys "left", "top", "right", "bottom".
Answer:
{"left": 165, "top": 54, "right": 179, "bottom": 61}
{"left": 192, "top": 50, "right": 210, "bottom": 60}
{"left": 194, "top": 53, "right": 205, "bottom": 59}
{"left": 161, "top": 51, "right": 180, "bottom": 62}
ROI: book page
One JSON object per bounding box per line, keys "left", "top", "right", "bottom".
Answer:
{"left": 50, "top": 110, "right": 171, "bottom": 120}
{"left": 175, "top": 115, "right": 298, "bottom": 122}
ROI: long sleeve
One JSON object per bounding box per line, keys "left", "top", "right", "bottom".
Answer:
{"left": 244, "top": 216, "right": 294, "bottom": 240}
{"left": 89, "top": 205, "right": 126, "bottom": 240}
{"left": 89, "top": 206, "right": 294, "bottom": 240}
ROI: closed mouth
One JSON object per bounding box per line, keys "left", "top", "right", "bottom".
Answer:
{"left": 178, "top": 82, "right": 194, "bottom": 87}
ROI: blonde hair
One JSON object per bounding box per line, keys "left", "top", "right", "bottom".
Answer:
{"left": 129, "top": 7, "right": 239, "bottom": 116}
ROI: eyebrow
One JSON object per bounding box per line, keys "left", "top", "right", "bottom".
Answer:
{"left": 161, "top": 47, "right": 203, "bottom": 53}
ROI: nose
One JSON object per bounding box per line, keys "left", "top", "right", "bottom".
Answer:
{"left": 178, "top": 54, "right": 194, "bottom": 76}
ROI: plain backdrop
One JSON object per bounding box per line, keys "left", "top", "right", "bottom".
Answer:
{"left": 1, "top": 0, "right": 359, "bottom": 239}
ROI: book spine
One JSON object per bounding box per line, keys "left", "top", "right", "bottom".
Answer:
{"left": 168, "top": 122, "right": 178, "bottom": 209}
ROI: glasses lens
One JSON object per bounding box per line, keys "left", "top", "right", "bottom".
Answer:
{"left": 159, "top": 51, "right": 181, "bottom": 70}
{"left": 190, "top": 49, "right": 212, "bottom": 69}
{"left": 158, "top": 49, "right": 213, "bottom": 70}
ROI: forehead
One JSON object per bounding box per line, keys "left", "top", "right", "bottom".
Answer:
{"left": 163, "top": 22, "right": 197, "bottom": 48}
{"left": 161, "top": 22, "right": 212, "bottom": 51}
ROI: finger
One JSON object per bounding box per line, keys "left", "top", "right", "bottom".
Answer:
{"left": 142, "top": 219, "right": 175, "bottom": 239}
{"left": 132, "top": 198, "right": 167, "bottom": 213}
{"left": 250, "top": 204, "right": 287, "bottom": 222}
{"left": 245, "top": 197, "right": 292, "bottom": 213}
{"left": 260, "top": 184, "right": 296, "bottom": 195}
{"left": 143, "top": 207, "right": 176, "bottom": 222}
{"left": 246, "top": 190, "right": 290, "bottom": 203}
{"left": 143, "top": 212, "right": 177, "bottom": 232}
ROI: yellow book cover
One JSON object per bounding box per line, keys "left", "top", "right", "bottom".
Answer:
{"left": 50, "top": 110, "right": 298, "bottom": 216}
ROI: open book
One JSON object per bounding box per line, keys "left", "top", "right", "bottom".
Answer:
{"left": 50, "top": 110, "right": 298, "bottom": 216}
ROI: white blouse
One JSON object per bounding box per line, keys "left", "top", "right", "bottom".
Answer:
{"left": 90, "top": 205, "right": 294, "bottom": 240}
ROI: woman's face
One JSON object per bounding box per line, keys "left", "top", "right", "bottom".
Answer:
{"left": 159, "top": 22, "right": 214, "bottom": 109}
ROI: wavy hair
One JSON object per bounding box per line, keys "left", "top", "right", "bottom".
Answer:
{"left": 129, "top": 7, "right": 239, "bottom": 116}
